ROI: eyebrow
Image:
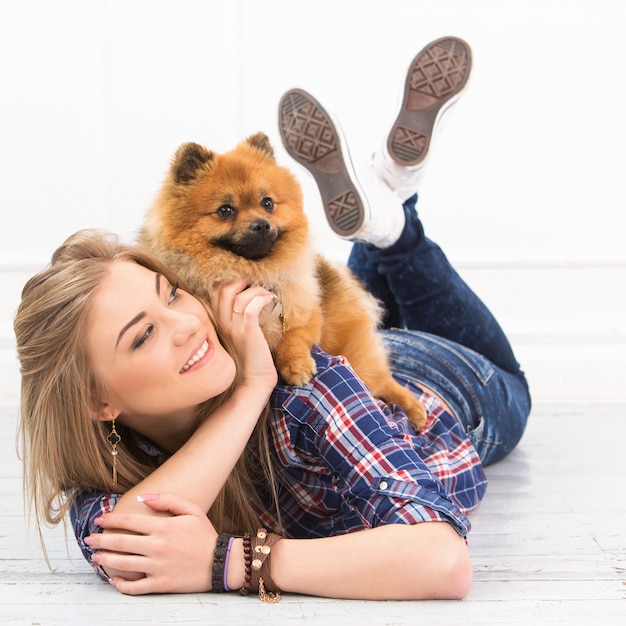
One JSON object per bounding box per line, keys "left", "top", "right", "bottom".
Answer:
{"left": 115, "top": 273, "right": 162, "bottom": 348}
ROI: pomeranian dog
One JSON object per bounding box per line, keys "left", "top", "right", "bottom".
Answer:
{"left": 139, "top": 132, "right": 427, "bottom": 431}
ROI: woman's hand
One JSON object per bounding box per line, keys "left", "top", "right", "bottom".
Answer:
{"left": 211, "top": 280, "right": 278, "bottom": 391}
{"left": 86, "top": 493, "right": 217, "bottom": 595}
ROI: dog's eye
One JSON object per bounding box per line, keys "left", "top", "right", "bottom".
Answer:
{"left": 261, "top": 197, "right": 274, "bottom": 213}
{"left": 215, "top": 205, "right": 237, "bottom": 220}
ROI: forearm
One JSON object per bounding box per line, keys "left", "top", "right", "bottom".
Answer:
{"left": 90, "top": 497, "right": 471, "bottom": 598}
{"left": 114, "top": 383, "right": 271, "bottom": 516}
{"left": 227, "top": 523, "right": 471, "bottom": 600}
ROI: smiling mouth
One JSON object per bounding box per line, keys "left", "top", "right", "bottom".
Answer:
{"left": 180, "top": 339, "right": 209, "bottom": 373}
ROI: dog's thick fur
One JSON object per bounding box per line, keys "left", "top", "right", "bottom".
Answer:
{"left": 139, "top": 132, "right": 426, "bottom": 431}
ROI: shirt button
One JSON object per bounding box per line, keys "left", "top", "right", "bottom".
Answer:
{"left": 379, "top": 481, "right": 389, "bottom": 491}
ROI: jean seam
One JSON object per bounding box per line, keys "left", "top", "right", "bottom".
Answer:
{"left": 385, "top": 331, "right": 490, "bottom": 425}
{"left": 410, "top": 332, "right": 495, "bottom": 386}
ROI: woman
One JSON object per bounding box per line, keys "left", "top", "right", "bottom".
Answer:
{"left": 14, "top": 37, "right": 530, "bottom": 600}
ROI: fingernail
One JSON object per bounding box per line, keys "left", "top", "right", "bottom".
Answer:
{"left": 91, "top": 553, "right": 101, "bottom": 565}
{"left": 84, "top": 535, "right": 93, "bottom": 546}
{"left": 109, "top": 577, "right": 117, "bottom": 587}
{"left": 94, "top": 516, "right": 104, "bottom": 526}
{"left": 137, "top": 493, "right": 158, "bottom": 502}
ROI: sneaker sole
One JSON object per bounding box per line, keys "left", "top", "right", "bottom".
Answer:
{"left": 387, "top": 37, "right": 472, "bottom": 167}
{"left": 278, "top": 88, "right": 365, "bottom": 238}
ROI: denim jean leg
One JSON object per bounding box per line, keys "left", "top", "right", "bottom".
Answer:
{"left": 346, "top": 241, "right": 403, "bottom": 328}
{"left": 347, "top": 195, "right": 531, "bottom": 463}
{"left": 350, "top": 194, "right": 525, "bottom": 378}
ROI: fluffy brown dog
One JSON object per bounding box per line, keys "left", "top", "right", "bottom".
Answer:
{"left": 139, "top": 132, "right": 427, "bottom": 431}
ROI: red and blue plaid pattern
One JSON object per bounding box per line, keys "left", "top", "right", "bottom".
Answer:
{"left": 251, "top": 347, "right": 486, "bottom": 538}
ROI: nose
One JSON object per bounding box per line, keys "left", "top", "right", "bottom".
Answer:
{"left": 170, "top": 309, "right": 202, "bottom": 346}
{"left": 249, "top": 219, "right": 271, "bottom": 236}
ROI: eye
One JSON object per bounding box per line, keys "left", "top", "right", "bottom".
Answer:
{"left": 215, "top": 204, "right": 237, "bottom": 220}
{"left": 132, "top": 281, "right": 180, "bottom": 350}
{"left": 168, "top": 281, "right": 180, "bottom": 304}
{"left": 261, "top": 197, "right": 274, "bottom": 212}
{"left": 133, "top": 324, "right": 155, "bottom": 350}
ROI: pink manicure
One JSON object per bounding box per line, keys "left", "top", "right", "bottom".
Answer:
{"left": 137, "top": 493, "right": 158, "bottom": 502}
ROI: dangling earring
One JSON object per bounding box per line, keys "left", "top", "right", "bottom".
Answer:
{"left": 107, "top": 418, "right": 121, "bottom": 486}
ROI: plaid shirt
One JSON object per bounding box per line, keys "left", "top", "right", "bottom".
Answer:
{"left": 251, "top": 347, "right": 486, "bottom": 538}
{"left": 71, "top": 346, "right": 487, "bottom": 578}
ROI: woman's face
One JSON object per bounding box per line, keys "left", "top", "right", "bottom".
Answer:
{"left": 88, "top": 260, "right": 236, "bottom": 445}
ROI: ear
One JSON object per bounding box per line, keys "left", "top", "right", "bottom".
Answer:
{"left": 246, "top": 132, "right": 275, "bottom": 160}
{"left": 89, "top": 400, "right": 121, "bottom": 423}
{"left": 171, "top": 142, "right": 214, "bottom": 184}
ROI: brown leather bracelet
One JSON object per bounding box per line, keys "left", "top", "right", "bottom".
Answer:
{"left": 249, "top": 528, "right": 282, "bottom": 603}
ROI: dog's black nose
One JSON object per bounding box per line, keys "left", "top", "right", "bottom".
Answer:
{"left": 249, "top": 219, "right": 272, "bottom": 235}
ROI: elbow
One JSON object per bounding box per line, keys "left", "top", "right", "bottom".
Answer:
{"left": 439, "top": 545, "right": 472, "bottom": 600}
{"left": 433, "top": 542, "right": 472, "bottom": 600}
{"left": 382, "top": 523, "right": 473, "bottom": 600}
{"left": 410, "top": 523, "right": 473, "bottom": 600}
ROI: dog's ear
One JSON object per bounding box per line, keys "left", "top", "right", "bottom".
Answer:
{"left": 246, "top": 132, "right": 275, "bottom": 160}
{"left": 171, "top": 142, "right": 214, "bottom": 184}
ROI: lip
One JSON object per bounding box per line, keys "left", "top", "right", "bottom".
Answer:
{"left": 180, "top": 337, "right": 214, "bottom": 374}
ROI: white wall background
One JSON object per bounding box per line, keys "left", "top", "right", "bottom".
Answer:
{"left": 1, "top": 0, "right": 625, "bottom": 406}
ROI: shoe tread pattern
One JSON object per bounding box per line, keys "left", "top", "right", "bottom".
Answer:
{"left": 279, "top": 89, "right": 362, "bottom": 236}
{"left": 389, "top": 37, "right": 471, "bottom": 166}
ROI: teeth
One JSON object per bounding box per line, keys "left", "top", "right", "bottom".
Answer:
{"left": 180, "top": 340, "right": 209, "bottom": 372}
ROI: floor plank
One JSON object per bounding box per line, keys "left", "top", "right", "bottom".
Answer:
{"left": 1, "top": 405, "right": 625, "bottom": 625}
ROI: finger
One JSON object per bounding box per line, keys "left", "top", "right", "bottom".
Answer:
{"left": 234, "top": 290, "right": 276, "bottom": 318}
{"left": 243, "top": 292, "right": 277, "bottom": 317}
{"left": 228, "top": 291, "right": 275, "bottom": 330}
{"left": 135, "top": 492, "right": 207, "bottom": 518}
{"left": 87, "top": 530, "right": 149, "bottom": 554}
{"left": 210, "top": 279, "right": 249, "bottom": 316}
{"left": 94, "top": 550, "right": 151, "bottom": 579}
{"left": 111, "top": 575, "right": 161, "bottom": 596}
{"left": 212, "top": 280, "right": 256, "bottom": 325}
{"left": 112, "top": 573, "right": 187, "bottom": 596}
{"left": 95, "top": 511, "right": 160, "bottom": 535}
{"left": 231, "top": 287, "right": 274, "bottom": 314}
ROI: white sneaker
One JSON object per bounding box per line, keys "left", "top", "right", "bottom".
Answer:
{"left": 373, "top": 36, "right": 472, "bottom": 199}
{"left": 278, "top": 88, "right": 405, "bottom": 248}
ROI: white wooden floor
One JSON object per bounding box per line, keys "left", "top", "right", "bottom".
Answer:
{"left": 1, "top": 404, "right": 625, "bottom": 625}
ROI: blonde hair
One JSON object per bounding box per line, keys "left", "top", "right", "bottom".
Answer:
{"left": 14, "top": 229, "right": 271, "bottom": 544}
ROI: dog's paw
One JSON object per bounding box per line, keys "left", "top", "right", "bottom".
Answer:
{"left": 406, "top": 403, "right": 428, "bottom": 432}
{"left": 375, "top": 379, "right": 428, "bottom": 433}
{"left": 277, "top": 354, "right": 317, "bottom": 387}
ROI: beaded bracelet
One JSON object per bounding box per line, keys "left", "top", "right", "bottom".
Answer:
{"left": 239, "top": 532, "right": 252, "bottom": 596}
{"left": 211, "top": 533, "right": 231, "bottom": 592}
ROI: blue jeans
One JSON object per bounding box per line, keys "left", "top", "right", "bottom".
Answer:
{"left": 347, "top": 195, "right": 531, "bottom": 466}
